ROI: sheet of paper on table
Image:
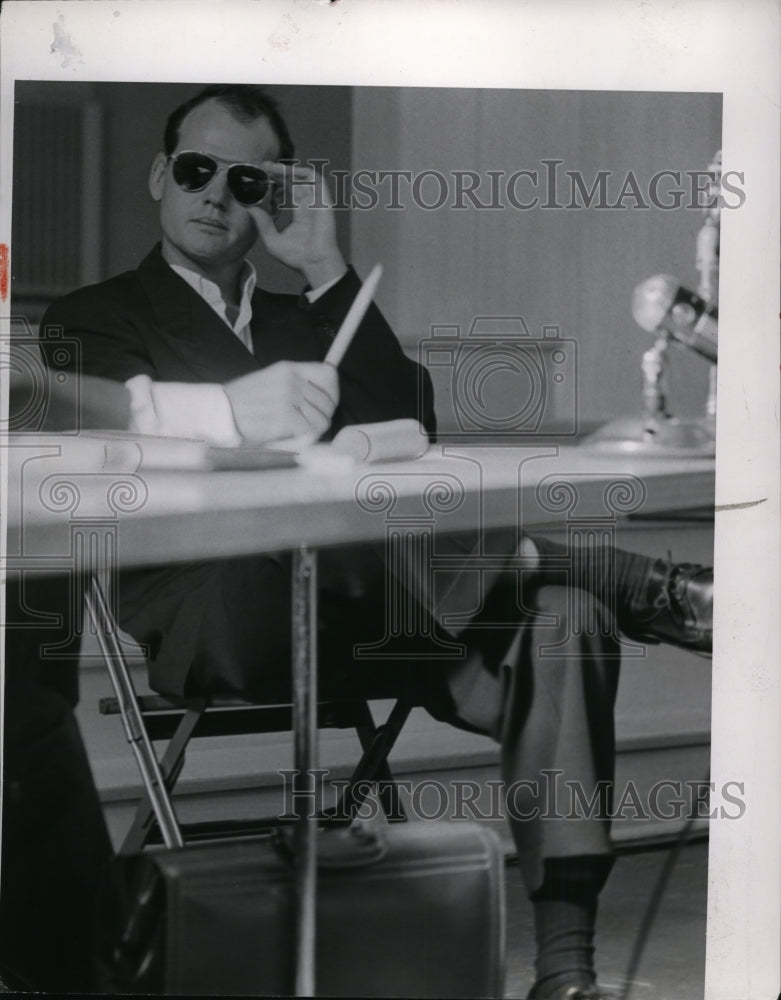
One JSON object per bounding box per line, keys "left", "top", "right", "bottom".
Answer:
{"left": 10, "top": 419, "right": 430, "bottom": 474}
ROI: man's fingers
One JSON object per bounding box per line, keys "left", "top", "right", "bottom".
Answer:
{"left": 259, "top": 162, "right": 333, "bottom": 210}
{"left": 302, "top": 371, "right": 338, "bottom": 409}
{"left": 292, "top": 366, "right": 337, "bottom": 435}
{"left": 226, "top": 362, "right": 337, "bottom": 442}
{"left": 297, "top": 375, "right": 337, "bottom": 433}
{"left": 246, "top": 204, "right": 279, "bottom": 243}
{"left": 260, "top": 161, "right": 317, "bottom": 180}
{"left": 291, "top": 403, "right": 314, "bottom": 436}
{"left": 293, "top": 397, "right": 330, "bottom": 437}
{"left": 300, "top": 387, "right": 333, "bottom": 427}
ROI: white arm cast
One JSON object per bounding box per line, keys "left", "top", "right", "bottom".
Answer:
{"left": 126, "top": 374, "right": 242, "bottom": 446}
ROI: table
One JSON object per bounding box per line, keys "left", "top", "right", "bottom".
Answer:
{"left": 2, "top": 435, "right": 716, "bottom": 995}
{"left": 5, "top": 437, "right": 715, "bottom": 565}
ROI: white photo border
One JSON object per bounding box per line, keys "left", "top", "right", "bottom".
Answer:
{"left": 1, "top": 2, "right": 779, "bottom": 997}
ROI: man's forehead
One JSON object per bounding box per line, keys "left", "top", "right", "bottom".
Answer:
{"left": 177, "top": 98, "right": 281, "bottom": 162}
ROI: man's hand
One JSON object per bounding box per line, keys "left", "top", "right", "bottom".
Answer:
{"left": 248, "top": 163, "right": 347, "bottom": 290}
{"left": 224, "top": 361, "right": 339, "bottom": 444}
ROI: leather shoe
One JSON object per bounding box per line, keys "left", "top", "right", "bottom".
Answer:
{"left": 623, "top": 558, "right": 713, "bottom": 654}
{"left": 527, "top": 982, "right": 606, "bottom": 999}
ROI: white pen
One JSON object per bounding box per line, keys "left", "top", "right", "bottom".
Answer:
{"left": 267, "top": 264, "right": 384, "bottom": 453}
{"left": 324, "top": 263, "right": 383, "bottom": 367}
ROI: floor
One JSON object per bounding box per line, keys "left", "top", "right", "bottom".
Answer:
{"left": 503, "top": 838, "right": 708, "bottom": 1000}
{"left": 0, "top": 828, "right": 708, "bottom": 998}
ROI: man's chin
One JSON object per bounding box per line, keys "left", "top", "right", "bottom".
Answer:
{"left": 197, "top": 225, "right": 255, "bottom": 254}
{"left": 184, "top": 239, "right": 243, "bottom": 264}
{"left": 161, "top": 232, "right": 253, "bottom": 276}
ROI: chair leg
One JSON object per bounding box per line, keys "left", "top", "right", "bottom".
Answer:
{"left": 117, "top": 693, "right": 417, "bottom": 846}
{"left": 336, "top": 699, "right": 413, "bottom": 821}
{"left": 119, "top": 704, "right": 206, "bottom": 854}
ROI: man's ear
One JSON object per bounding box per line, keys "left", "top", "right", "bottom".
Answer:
{"left": 148, "top": 153, "right": 168, "bottom": 202}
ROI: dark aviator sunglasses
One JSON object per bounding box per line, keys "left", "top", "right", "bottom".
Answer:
{"left": 168, "top": 150, "right": 279, "bottom": 209}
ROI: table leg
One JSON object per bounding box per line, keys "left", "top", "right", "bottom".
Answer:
{"left": 292, "top": 546, "right": 318, "bottom": 997}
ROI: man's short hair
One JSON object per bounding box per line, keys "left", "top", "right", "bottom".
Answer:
{"left": 164, "top": 84, "right": 295, "bottom": 161}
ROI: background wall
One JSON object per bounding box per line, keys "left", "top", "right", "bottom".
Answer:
{"left": 12, "top": 83, "right": 721, "bottom": 430}
{"left": 352, "top": 88, "right": 722, "bottom": 430}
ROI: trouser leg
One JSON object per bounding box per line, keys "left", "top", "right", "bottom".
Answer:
{"left": 497, "top": 584, "right": 620, "bottom": 895}
{"left": 412, "top": 571, "right": 621, "bottom": 995}
{"left": 118, "top": 543, "right": 442, "bottom": 701}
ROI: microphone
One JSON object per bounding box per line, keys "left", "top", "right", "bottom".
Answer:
{"left": 632, "top": 274, "right": 718, "bottom": 363}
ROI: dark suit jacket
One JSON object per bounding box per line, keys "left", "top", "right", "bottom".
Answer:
{"left": 40, "top": 244, "right": 436, "bottom": 439}
{"left": 39, "top": 246, "right": 439, "bottom": 698}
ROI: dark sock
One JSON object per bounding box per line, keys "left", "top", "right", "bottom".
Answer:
{"left": 529, "top": 856, "right": 609, "bottom": 996}
{"left": 531, "top": 895, "right": 597, "bottom": 995}
{"left": 528, "top": 534, "right": 660, "bottom": 619}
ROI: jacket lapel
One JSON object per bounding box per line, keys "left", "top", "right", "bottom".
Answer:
{"left": 136, "top": 246, "right": 261, "bottom": 382}
{"left": 249, "top": 287, "right": 324, "bottom": 367}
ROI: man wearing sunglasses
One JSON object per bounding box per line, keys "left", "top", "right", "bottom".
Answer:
{"left": 40, "top": 85, "right": 712, "bottom": 1000}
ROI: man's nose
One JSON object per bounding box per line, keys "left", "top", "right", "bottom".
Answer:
{"left": 204, "top": 168, "right": 231, "bottom": 207}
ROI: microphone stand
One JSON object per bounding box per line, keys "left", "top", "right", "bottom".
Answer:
{"left": 697, "top": 150, "right": 721, "bottom": 427}
{"left": 587, "top": 150, "right": 721, "bottom": 456}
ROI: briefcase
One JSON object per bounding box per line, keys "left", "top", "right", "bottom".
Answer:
{"left": 84, "top": 572, "right": 505, "bottom": 997}
{"left": 95, "top": 818, "right": 505, "bottom": 997}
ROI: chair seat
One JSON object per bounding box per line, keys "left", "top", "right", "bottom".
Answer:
{"left": 98, "top": 694, "right": 397, "bottom": 741}
{"left": 86, "top": 572, "right": 420, "bottom": 854}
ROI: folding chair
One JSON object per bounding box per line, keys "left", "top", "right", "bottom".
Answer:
{"left": 87, "top": 575, "right": 424, "bottom": 854}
